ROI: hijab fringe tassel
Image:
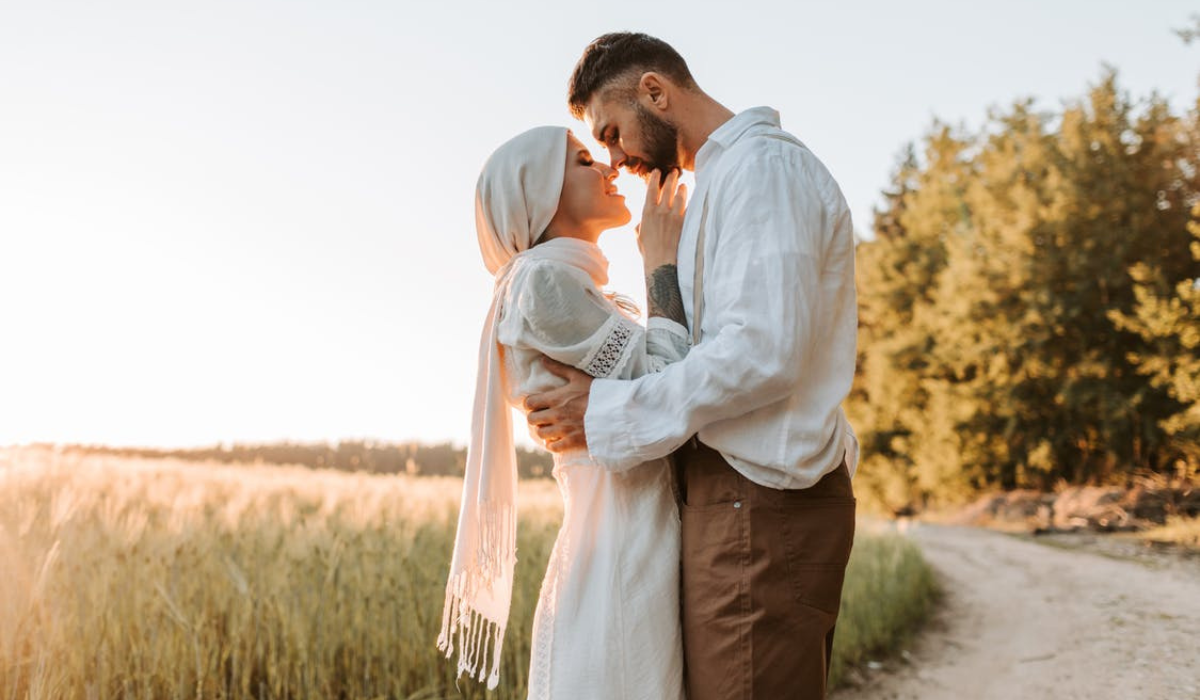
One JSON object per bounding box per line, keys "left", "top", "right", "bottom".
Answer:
{"left": 436, "top": 502, "right": 516, "bottom": 690}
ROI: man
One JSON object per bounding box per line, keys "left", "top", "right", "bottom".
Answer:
{"left": 526, "top": 32, "right": 860, "bottom": 699}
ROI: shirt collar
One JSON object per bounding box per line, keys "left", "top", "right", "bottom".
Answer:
{"left": 694, "top": 106, "right": 781, "bottom": 175}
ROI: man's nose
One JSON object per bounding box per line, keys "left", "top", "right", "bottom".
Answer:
{"left": 608, "top": 145, "right": 627, "bottom": 169}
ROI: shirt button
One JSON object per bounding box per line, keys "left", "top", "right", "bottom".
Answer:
{"left": 733, "top": 501, "right": 742, "bottom": 509}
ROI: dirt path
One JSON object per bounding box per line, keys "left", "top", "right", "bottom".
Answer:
{"left": 833, "top": 523, "right": 1200, "bottom": 700}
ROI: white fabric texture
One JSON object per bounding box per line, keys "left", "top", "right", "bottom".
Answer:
{"left": 438, "top": 125, "right": 570, "bottom": 688}
{"left": 495, "top": 256, "right": 689, "bottom": 700}
{"left": 585, "top": 106, "right": 861, "bottom": 490}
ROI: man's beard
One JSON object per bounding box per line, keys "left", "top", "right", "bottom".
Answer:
{"left": 630, "top": 103, "right": 680, "bottom": 178}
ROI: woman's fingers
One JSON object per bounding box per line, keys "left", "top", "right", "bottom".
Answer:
{"left": 638, "top": 169, "right": 685, "bottom": 264}
{"left": 645, "top": 170, "right": 663, "bottom": 208}
{"left": 663, "top": 169, "right": 680, "bottom": 208}
{"left": 673, "top": 183, "right": 687, "bottom": 214}
{"left": 645, "top": 168, "right": 683, "bottom": 214}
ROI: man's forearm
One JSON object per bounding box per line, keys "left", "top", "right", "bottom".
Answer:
{"left": 646, "top": 264, "right": 687, "bottom": 327}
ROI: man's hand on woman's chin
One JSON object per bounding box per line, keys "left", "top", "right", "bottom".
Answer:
{"left": 524, "top": 357, "right": 593, "bottom": 453}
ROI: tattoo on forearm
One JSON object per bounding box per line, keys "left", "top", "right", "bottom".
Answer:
{"left": 647, "top": 264, "right": 687, "bottom": 327}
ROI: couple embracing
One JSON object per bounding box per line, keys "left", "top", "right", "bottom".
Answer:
{"left": 438, "top": 32, "right": 860, "bottom": 700}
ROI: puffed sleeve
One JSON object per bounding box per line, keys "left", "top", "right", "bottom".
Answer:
{"left": 498, "top": 260, "right": 689, "bottom": 379}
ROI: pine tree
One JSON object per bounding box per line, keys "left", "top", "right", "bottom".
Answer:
{"left": 1109, "top": 204, "right": 1200, "bottom": 469}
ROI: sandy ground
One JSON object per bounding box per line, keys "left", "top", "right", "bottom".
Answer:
{"left": 833, "top": 523, "right": 1200, "bottom": 700}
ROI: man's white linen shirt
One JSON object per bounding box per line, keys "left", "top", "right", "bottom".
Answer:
{"left": 584, "top": 106, "right": 860, "bottom": 489}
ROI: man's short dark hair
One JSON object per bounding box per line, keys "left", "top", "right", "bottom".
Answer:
{"left": 567, "top": 32, "right": 696, "bottom": 120}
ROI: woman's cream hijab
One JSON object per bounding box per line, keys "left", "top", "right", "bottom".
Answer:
{"left": 437, "top": 126, "right": 608, "bottom": 688}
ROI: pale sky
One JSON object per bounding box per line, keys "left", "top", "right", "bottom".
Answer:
{"left": 1, "top": 0, "right": 1196, "bottom": 449}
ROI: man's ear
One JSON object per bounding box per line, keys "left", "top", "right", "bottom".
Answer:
{"left": 638, "top": 72, "right": 670, "bottom": 112}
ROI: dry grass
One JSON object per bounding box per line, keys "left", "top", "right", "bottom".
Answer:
{"left": 830, "top": 520, "right": 941, "bottom": 685}
{"left": 1139, "top": 515, "right": 1200, "bottom": 549}
{"left": 0, "top": 447, "right": 935, "bottom": 699}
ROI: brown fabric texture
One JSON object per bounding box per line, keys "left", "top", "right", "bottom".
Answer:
{"left": 675, "top": 440, "right": 856, "bottom": 700}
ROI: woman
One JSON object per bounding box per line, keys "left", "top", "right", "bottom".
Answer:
{"left": 437, "top": 126, "right": 689, "bottom": 700}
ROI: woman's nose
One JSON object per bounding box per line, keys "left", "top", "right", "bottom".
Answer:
{"left": 602, "top": 163, "right": 618, "bottom": 181}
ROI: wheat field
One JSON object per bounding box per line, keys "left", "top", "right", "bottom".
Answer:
{"left": 0, "top": 447, "right": 935, "bottom": 700}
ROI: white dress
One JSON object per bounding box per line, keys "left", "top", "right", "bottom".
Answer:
{"left": 495, "top": 257, "right": 689, "bottom": 700}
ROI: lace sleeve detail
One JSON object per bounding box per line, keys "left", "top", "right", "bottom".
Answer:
{"left": 504, "top": 261, "right": 647, "bottom": 379}
{"left": 582, "top": 316, "right": 638, "bottom": 378}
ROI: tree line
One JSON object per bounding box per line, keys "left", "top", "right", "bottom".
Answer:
{"left": 62, "top": 440, "right": 556, "bottom": 479}
{"left": 848, "top": 65, "right": 1199, "bottom": 511}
